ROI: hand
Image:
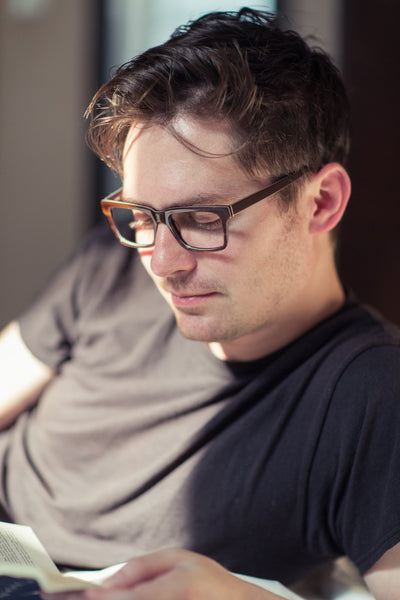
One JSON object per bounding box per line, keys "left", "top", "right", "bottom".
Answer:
{"left": 41, "top": 548, "right": 284, "bottom": 600}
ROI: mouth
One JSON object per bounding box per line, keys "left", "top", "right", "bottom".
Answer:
{"left": 169, "top": 290, "right": 218, "bottom": 308}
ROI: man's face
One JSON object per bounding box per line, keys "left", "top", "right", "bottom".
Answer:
{"left": 122, "top": 118, "right": 316, "bottom": 360}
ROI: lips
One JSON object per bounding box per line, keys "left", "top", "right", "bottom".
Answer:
{"left": 163, "top": 284, "right": 214, "bottom": 297}
{"left": 169, "top": 291, "right": 218, "bottom": 308}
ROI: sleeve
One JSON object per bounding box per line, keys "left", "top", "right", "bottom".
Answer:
{"left": 322, "top": 342, "right": 400, "bottom": 574}
{"left": 17, "top": 226, "right": 115, "bottom": 370}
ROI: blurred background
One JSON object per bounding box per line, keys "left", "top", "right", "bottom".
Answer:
{"left": 0, "top": 0, "right": 399, "bottom": 328}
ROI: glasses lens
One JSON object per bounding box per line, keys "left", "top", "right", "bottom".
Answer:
{"left": 110, "top": 207, "right": 155, "bottom": 246}
{"left": 170, "top": 210, "right": 225, "bottom": 250}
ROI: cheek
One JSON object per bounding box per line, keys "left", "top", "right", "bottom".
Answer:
{"left": 248, "top": 222, "right": 307, "bottom": 291}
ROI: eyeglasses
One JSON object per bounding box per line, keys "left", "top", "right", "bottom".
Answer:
{"left": 100, "top": 169, "right": 306, "bottom": 252}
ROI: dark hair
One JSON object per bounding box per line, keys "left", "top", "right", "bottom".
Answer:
{"left": 86, "top": 7, "right": 350, "bottom": 186}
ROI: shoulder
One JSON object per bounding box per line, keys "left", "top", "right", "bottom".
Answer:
{"left": 16, "top": 226, "right": 152, "bottom": 367}
{"left": 304, "top": 302, "right": 400, "bottom": 458}
{"left": 319, "top": 302, "right": 400, "bottom": 417}
{"left": 74, "top": 224, "right": 133, "bottom": 272}
{"left": 61, "top": 224, "right": 147, "bottom": 305}
{"left": 310, "top": 304, "right": 400, "bottom": 472}
{"left": 330, "top": 303, "right": 400, "bottom": 395}
{"left": 310, "top": 300, "right": 400, "bottom": 385}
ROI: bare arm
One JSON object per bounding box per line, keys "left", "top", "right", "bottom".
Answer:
{"left": 364, "top": 541, "right": 400, "bottom": 599}
{"left": 0, "top": 320, "right": 54, "bottom": 429}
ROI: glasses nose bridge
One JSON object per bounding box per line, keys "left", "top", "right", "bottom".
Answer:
{"left": 152, "top": 207, "right": 168, "bottom": 224}
{"left": 151, "top": 208, "right": 176, "bottom": 243}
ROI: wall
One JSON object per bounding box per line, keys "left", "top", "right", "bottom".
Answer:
{"left": 0, "top": 0, "right": 98, "bottom": 327}
{"left": 340, "top": 0, "right": 400, "bottom": 325}
{"left": 278, "top": 0, "right": 344, "bottom": 67}
{"left": 280, "top": 0, "right": 400, "bottom": 325}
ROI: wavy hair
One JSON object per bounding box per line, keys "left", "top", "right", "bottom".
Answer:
{"left": 85, "top": 7, "right": 350, "bottom": 189}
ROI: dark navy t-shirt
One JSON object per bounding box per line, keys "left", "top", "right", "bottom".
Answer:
{"left": 1, "top": 226, "right": 399, "bottom": 585}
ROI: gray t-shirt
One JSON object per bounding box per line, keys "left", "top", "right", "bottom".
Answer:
{"left": 1, "top": 226, "right": 400, "bottom": 585}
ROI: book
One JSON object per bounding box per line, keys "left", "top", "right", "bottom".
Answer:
{"left": 0, "top": 520, "right": 305, "bottom": 599}
{"left": 0, "top": 521, "right": 123, "bottom": 594}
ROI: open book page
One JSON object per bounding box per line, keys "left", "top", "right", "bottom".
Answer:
{"left": 0, "top": 521, "right": 98, "bottom": 592}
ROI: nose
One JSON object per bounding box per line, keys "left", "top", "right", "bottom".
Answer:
{"left": 149, "top": 223, "right": 197, "bottom": 278}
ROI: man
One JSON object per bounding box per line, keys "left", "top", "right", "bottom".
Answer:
{"left": 1, "top": 8, "right": 400, "bottom": 600}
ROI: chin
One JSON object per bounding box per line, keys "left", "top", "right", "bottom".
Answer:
{"left": 177, "top": 326, "right": 216, "bottom": 343}
{"left": 175, "top": 317, "right": 220, "bottom": 343}
{"left": 175, "top": 316, "right": 237, "bottom": 344}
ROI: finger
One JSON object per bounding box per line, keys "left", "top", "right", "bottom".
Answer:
{"left": 86, "top": 570, "right": 185, "bottom": 600}
{"left": 105, "top": 548, "right": 184, "bottom": 589}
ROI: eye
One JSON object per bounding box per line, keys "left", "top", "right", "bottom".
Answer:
{"left": 192, "top": 211, "right": 220, "bottom": 225}
{"left": 174, "top": 211, "right": 221, "bottom": 231}
{"left": 130, "top": 211, "right": 153, "bottom": 230}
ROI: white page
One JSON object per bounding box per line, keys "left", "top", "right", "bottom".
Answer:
{"left": 0, "top": 522, "right": 97, "bottom": 592}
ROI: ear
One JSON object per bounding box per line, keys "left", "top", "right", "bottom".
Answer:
{"left": 308, "top": 163, "right": 351, "bottom": 234}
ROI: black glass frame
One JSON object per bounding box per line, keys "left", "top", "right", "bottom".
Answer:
{"left": 101, "top": 169, "right": 306, "bottom": 252}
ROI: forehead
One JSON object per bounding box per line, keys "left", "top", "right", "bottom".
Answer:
{"left": 122, "top": 118, "right": 260, "bottom": 205}
{"left": 123, "top": 116, "right": 236, "bottom": 160}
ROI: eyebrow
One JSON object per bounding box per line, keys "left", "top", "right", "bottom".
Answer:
{"left": 120, "top": 191, "right": 239, "bottom": 209}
